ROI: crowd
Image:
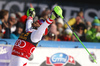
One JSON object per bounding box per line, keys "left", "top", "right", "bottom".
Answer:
{"left": 0, "top": 5, "right": 100, "bottom": 42}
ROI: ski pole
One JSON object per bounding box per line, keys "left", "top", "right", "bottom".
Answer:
{"left": 63, "top": 19, "right": 97, "bottom": 64}
{"left": 53, "top": 6, "right": 97, "bottom": 63}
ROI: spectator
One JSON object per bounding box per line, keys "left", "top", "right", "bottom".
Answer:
{"left": 16, "top": 12, "right": 23, "bottom": 22}
{"left": 0, "top": 26, "right": 3, "bottom": 38}
{"left": 49, "top": 20, "right": 59, "bottom": 36}
{"left": 57, "top": 18, "right": 64, "bottom": 36}
{"left": 40, "top": 8, "right": 51, "bottom": 20}
{"left": 86, "top": 17, "right": 100, "bottom": 42}
{"left": 60, "top": 28, "right": 72, "bottom": 41}
{"left": 96, "top": 26, "right": 100, "bottom": 42}
{"left": 86, "top": 21, "right": 92, "bottom": 30}
{"left": 9, "top": 13, "right": 17, "bottom": 33}
{"left": 3, "top": 13, "right": 17, "bottom": 38}
{"left": 72, "top": 23, "right": 86, "bottom": 42}
{"left": 47, "top": 33, "right": 57, "bottom": 41}
{"left": 71, "top": 10, "right": 86, "bottom": 31}
{"left": 0, "top": 10, "right": 9, "bottom": 38}
{"left": 64, "top": 18, "right": 76, "bottom": 29}
{"left": 33, "top": 16, "right": 38, "bottom": 22}
{"left": 48, "top": 20, "right": 59, "bottom": 41}
{"left": 64, "top": 10, "right": 86, "bottom": 29}
{"left": 10, "top": 22, "right": 24, "bottom": 39}
{"left": 76, "top": 10, "right": 85, "bottom": 24}
{"left": 19, "top": 15, "right": 27, "bottom": 24}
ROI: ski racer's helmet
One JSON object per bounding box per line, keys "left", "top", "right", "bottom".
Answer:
{"left": 27, "top": 8, "right": 36, "bottom": 18}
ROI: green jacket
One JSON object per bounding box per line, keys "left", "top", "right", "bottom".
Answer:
{"left": 86, "top": 28, "right": 99, "bottom": 42}
{"left": 96, "top": 32, "right": 100, "bottom": 42}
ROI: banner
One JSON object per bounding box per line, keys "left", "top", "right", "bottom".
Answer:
{"left": 28, "top": 47, "right": 100, "bottom": 66}
{"left": 0, "top": 44, "right": 99, "bottom": 66}
{"left": 0, "top": 44, "right": 12, "bottom": 66}
{"left": 0, "top": 0, "right": 100, "bottom": 22}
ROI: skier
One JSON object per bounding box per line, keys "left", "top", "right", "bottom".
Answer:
{"left": 9, "top": 6, "right": 63, "bottom": 66}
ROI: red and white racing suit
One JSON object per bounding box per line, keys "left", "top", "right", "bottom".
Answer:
{"left": 9, "top": 17, "right": 53, "bottom": 66}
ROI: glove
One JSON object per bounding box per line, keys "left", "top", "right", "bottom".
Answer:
{"left": 27, "top": 8, "right": 36, "bottom": 18}
{"left": 50, "top": 6, "right": 63, "bottom": 20}
{"left": 50, "top": 11, "right": 59, "bottom": 20}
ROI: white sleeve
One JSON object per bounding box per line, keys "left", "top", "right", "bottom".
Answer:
{"left": 31, "top": 18, "right": 53, "bottom": 43}
{"left": 25, "top": 17, "right": 35, "bottom": 32}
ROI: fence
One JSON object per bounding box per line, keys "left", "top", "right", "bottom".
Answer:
{"left": 0, "top": 39, "right": 100, "bottom": 66}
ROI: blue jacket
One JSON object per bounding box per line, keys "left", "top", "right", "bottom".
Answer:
{"left": 10, "top": 33, "right": 20, "bottom": 39}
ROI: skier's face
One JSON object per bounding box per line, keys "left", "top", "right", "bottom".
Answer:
{"left": 32, "top": 21, "right": 40, "bottom": 28}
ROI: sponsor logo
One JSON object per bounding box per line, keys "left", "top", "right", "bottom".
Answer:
{"left": 15, "top": 39, "right": 26, "bottom": 48}
{"left": 12, "top": 50, "right": 21, "bottom": 55}
{"left": 46, "top": 53, "right": 75, "bottom": 66}
{"left": 89, "top": 52, "right": 96, "bottom": 63}
{"left": 30, "top": 47, "right": 35, "bottom": 54}
{"left": 0, "top": 46, "right": 8, "bottom": 54}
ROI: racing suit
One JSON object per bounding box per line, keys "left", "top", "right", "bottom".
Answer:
{"left": 9, "top": 17, "right": 53, "bottom": 66}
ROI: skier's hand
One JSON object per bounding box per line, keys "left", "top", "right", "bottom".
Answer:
{"left": 50, "top": 6, "right": 63, "bottom": 20}
{"left": 50, "top": 11, "right": 59, "bottom": 20}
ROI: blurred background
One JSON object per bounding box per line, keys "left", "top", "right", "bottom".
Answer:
{"left": 0, "top": 0, "right": 100, "bottom": 66}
